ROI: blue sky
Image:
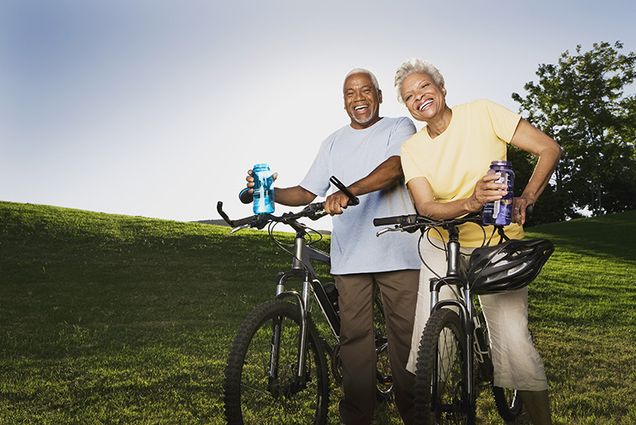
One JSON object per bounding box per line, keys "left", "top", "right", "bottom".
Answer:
{"left": 2, "top": 0, "right": 635, "bottom": 227}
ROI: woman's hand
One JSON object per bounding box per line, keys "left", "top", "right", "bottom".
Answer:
{"left": 512, "top": 196, "right": 535, "bottom": 225}
{"left": 466, "top": 172, "right": 508, "bottom": 212}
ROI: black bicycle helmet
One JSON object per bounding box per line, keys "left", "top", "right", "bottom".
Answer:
{"left": 467, "top": 238, "right": 554, "bottom": 295}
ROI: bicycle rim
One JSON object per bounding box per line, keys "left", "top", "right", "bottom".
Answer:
{"left": 223, "top": 300, "right": 329, "bottom": 425}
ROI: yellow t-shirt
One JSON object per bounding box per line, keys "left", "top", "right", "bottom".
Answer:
{"left": 401, "top": 99, "right": 524, "bottom": 246}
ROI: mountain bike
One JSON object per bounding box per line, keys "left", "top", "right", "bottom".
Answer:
{"left": 373, "top": 213, "right": 554, "bottom": 424}
{"left": 219, "top": 177, "right": 393, "bottom": 425}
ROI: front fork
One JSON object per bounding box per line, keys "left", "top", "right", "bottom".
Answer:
{"left": 267, "top": 270, "right": 312, "bottom": 394}
{"left": 429, "top": 277, "right": 477, "bottom": 415}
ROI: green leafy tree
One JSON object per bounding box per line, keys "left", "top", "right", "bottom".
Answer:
{"left": 511, "top": 41, "right": 636, "bottom": 222}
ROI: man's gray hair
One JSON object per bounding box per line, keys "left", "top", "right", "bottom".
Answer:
{"left": 344, "top": 68, "right": 380, "bottom": 91}
{"left": 394, "top": 59, "right": 445, "bottom": 102}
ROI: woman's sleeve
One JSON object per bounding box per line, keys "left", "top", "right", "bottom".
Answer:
{"left": 400, "top": 143, "right": 425, "bottom": 185}
{"left": 483, "top": 99, "right": 522, "bottom": 143}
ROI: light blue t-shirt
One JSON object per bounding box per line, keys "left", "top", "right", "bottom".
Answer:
{"left": 300, "top": 117, "right": 421, "bottom": 275}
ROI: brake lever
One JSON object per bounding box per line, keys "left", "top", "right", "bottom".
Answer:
{"left": 376, "top": 226, "right": 399, "bottom": 237}
{"left": 230, "top": 224, "right": 250, "bottom": 234}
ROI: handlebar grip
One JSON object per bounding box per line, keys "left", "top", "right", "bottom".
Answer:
{"left": 330, "top": 176, "right": 360, "bottom": 206}
{"left": 373, "top": 214, "right": 418, "bottom": 227}
{"left": 217, "top": 200, "right": 260, "bottom": 228}
{"left": 217, "top": 201, "right": 234, "bottom": 226}
{"left": 238, "top": 188, "right": 253, "bottom": 204}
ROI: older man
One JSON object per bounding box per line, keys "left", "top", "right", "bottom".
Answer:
{"left": 246, "top": 69, "right": 420, "bottom": 425}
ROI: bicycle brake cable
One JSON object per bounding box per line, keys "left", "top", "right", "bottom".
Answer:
{"left": 418, "top": 230, "right": 445, "bottom": 283}
{"left": 421, "top": 227, "right": 463, "bottom": 300}
{"left": 267, "top": 219, "right": 319, "bottom": 273}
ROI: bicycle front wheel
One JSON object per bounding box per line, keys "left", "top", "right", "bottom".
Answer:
{"left": 223, "top": 299, "right": 329, "bottom": 425}
{"left": 414, "top": 308, "right": 474, "bottom": 425}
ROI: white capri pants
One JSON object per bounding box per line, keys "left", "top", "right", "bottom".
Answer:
{"left": 406, "top": 240, "right": 548, "bottom": 391}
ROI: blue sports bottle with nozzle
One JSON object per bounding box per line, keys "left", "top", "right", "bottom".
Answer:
{"left": 252, "top": 163, "right": 275, "bottom": 214}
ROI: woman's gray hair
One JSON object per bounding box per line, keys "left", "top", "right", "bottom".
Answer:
{"left": 394, "top": 59, "right": 445, "bottom": 102}
{"left": 344, "top": 68, "right": 380, "bottom": 91}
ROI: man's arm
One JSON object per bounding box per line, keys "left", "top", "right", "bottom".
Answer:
{"left": 245, "top": 170, "right": 317, "bottom": 207}
{"left": 324, "top": 155, "right": 403, "bottom": 214}
{"left": 274, "top": 185, "right": 317, "bottom": 206}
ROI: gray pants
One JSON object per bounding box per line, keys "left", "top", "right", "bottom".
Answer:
{"left": 335, "top": 270, "right": 419, "bottom": 425}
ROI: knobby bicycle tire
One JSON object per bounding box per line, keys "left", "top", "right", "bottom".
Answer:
{"left": 413, "top": 308, "right": 475, "bottom": 425}
{"left": 223, "top": 299, "right": 329, "bottom": 425}
{"left": 492, "top": 385, "right": 523, "bottom": 421}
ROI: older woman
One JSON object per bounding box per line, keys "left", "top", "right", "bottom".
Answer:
{"left": 394, "top": 59, "right": 561, "bottom": 425}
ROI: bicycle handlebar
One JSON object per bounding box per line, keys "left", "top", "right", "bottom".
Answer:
{"left": 224, "top": 175, "right": 358, "bottom": 231}
{"left": 238, "top": 175, "right": 360, "bottom": 206}
{"left": 373, "top": 212, "right": 483, "bottom": 233}
{"left": 372, "top": 214, "right": 420, "bottom": 227}
{"left": 217, "top": 201, "right": 328, "bottom": 231}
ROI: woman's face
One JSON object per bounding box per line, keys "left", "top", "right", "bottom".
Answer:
{"left": 400, "top": 71, "right": 446, "bottom": 123}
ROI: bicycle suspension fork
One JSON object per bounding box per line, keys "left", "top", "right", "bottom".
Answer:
{"left": 269, "top": 256, "right": 311, "bottom": 390}
{"left": 429, "top": 232, "right": 477, "bottom": 413}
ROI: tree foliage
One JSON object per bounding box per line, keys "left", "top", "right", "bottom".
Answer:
{"left": 511, "top": 41, "right": 636, "bottom": 223}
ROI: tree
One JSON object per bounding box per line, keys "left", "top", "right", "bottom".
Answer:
{"left": 511, "top": 41, "right": 636, "bottom": 222}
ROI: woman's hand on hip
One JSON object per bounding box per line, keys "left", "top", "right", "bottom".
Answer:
{"left": 512, "top": 196, "right": 535, "bottom": 225}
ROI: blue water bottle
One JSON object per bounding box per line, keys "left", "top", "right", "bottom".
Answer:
{"left": 252, "top": 163, "right": 275, "bottom": 214}
{"left": 482, "top": 160, "right": 515, "bottom": 226}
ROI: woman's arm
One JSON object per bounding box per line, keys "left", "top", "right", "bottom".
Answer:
{"left": 407, "top": 174, "right": 507, "bottom": 220}
{"left": 509, "top": 119, "right": 562, "bottom": 224}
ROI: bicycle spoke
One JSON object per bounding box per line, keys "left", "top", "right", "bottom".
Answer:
{"left": 436, "top": 326, "right": 465, "bottom": 423}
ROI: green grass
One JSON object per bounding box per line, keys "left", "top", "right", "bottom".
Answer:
{"left": 1, "top": 201, "right": 634, "bottom": 424}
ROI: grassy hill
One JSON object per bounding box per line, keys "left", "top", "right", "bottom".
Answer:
{"left": 0, "top": 201, "right": 634, "bottom": 424}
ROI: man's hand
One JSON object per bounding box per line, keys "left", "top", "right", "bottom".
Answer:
{"left": 324, "top": 191, "right": 351, "bottom": 215}
{"left": 245, "top": 169, "right": 278, "bottom": 193}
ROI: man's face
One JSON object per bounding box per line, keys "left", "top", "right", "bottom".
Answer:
{"left": 343, "top": 73, "right": 382, "bottom": 129}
